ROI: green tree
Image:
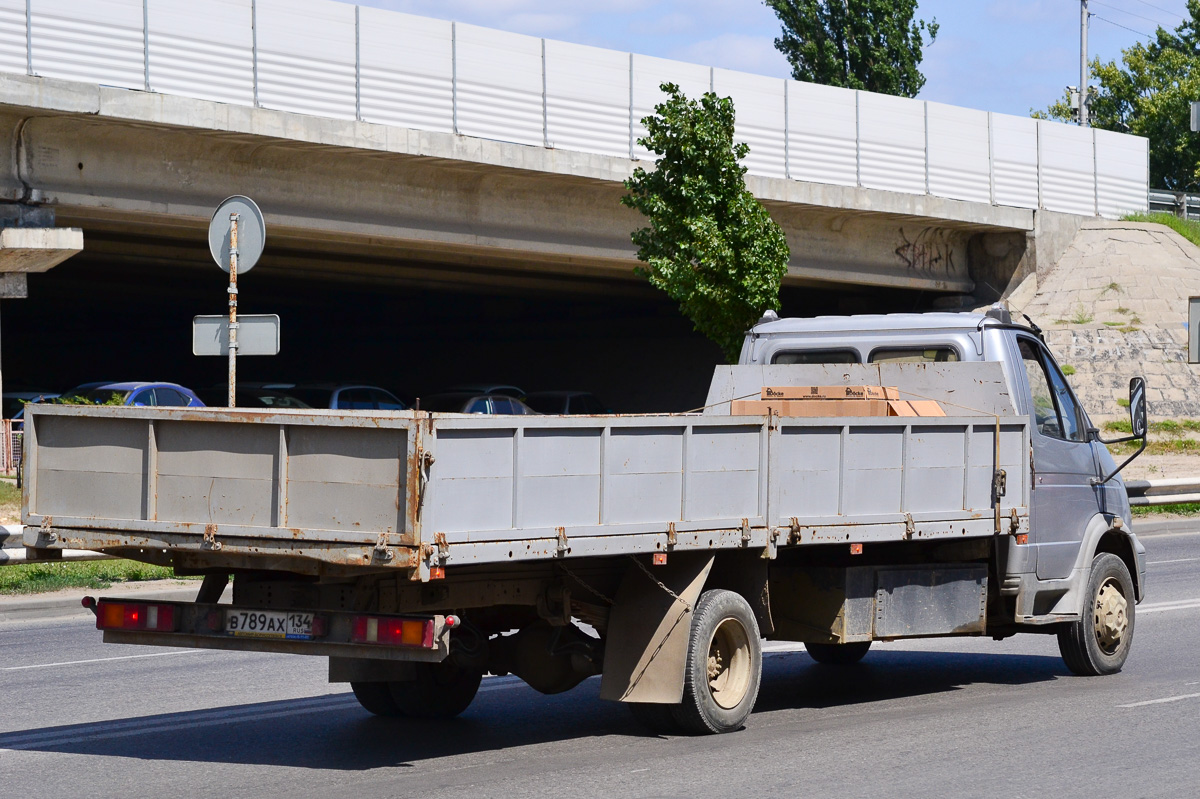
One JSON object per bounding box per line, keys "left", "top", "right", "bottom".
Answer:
{"left": 622, "top": 84, "right": 791, "bottom": 363}
{"left": 1035, "top": 1, "right": 1200, "bottom": 191}
{"left": 764, "top": 0, "right": 938, "bottom": 97}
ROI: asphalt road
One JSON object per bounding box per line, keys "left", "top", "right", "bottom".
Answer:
{"left": 1, "top": 526, "right": 1198, "bottom": 799}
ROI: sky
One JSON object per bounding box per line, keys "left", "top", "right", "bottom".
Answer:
{"left": 343, "top": 0, "right": 1193, "bottom": 118}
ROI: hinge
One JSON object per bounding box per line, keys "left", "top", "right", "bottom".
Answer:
{"left": 789, "top": 516, "right": 801, "bottom": 545}
{"left": 1009, "top": 508, "right": 1021, "bottom": 536}
{"left": 666, "top": 521, "right": 677, "bottom": 549}
{"left": 433, "top": 532, "right": 449, "bottom": 563}
{"left": 992, "top": 468, "right": 1007, "bottom": 502}
{"left": 740, "top": 518, "right": 752, "bottom": 546}
{"left": 374, "top": 532, "right": 395, "bottom": 562}
{"left": 556, "top": 526, "right": 569, "bottom": 557}
{"left": 904, "top": 513, "right": 916, "bottom": 540}
{"left": 202, "top": 523, "right": 222, "bottom": 551}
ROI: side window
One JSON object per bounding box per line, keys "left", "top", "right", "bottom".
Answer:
{"left": 371, "top": 389, "right": 406, "bottom": 410}
{"left": 465, "top": 398, "right": 490, "bottom": 414}
{"left": 869, "top": 347, "right": 959, "bottom": 363}
{"left": 772, "top": 350, "right": 859, "bottom": 365}
{"left": 152, "top": 388, "right": 189, "bottom": 407}
{"left": 1017, "top": 338, "right": 1085, "bottom": 442}
{"left": 129, "top": 389, "right": 152, "bottom": 406}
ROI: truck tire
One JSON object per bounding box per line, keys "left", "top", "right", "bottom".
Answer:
{"left": 670, "top": 589, "right": 762, "bottom": 735}
{"left": 389, "top": 660, "right": 483, "bottom": 719}
{"left": 350, "top": 681, "right": 402, "bottom": 717}
{"left": 804, "top": 641, "right": 871, "bottom": 665}
{"left": 1057, "top": 552, "right": 1136, "bottom": 676}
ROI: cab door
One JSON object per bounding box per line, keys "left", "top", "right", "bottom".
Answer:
{"left": 1014, "top": 336, "right": 1101, "bottom": 580}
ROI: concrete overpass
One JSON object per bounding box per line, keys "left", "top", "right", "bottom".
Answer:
{"left": 0, "top": 0, "right": 1152, "bottom": 412}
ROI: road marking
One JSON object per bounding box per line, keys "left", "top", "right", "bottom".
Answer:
{"left": 0, "top": 650, "right": 205, "bottom": 671}
{"left": 1147, "top": 557, "right": 1200, "bottom": 565}
{"left": 1118, "top": 692, "right": 1200, "bottom": 709}
{"left": 1138, "top": 598, "right": 1200, "bottom": 614}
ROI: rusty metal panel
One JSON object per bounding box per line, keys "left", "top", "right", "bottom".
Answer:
{"left": 154, "top": 421, "right": 277, "bottom": 526}
{"left": 873, "top": 566, "right": 988, "bottom": 638}
{"left": 30, "top": 0, "right": 145, "bottom": 89}
{"left": 428, "top": 428, "right": 514, "bottom": 537}
{"left": 146, "top": 0, "right": 254, "bottom": 106}
{"left": 516, "top": 428, "right": 601, "bottom": 528}
{"left": 286, "top": 426, "right": 405, "bottom": 534}
{"left": 603, "top": 427, "right": 683, "bottom": 524}
{"left": 34, "top": 415, "right": 147, "bottom": 520}
{"left": 904, "top": 425, "right": 968, "bottom": 512}
{"left": 684, "top": 425, "right": 762, "bottom": 522}
{"left": 358, "top": 7, "right": 452, "bottom": 132}
{"left": 0, "top": 0, "right": 26, "bottom": 75}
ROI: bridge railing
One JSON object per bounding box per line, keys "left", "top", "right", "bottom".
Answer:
{"left": 0, "top": 0, "right": 1149, "bottom": 218}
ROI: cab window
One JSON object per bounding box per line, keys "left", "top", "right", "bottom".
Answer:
{"left": 869, "top": 347, "right": 959, "bottom": 363}
{"left": 772, "top": 349, "right": 859, "bottom": 364}
{"left": 1017, "top": 338, "right": 1086, "bottom": 442}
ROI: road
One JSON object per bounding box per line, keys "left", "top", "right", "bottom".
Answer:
{"left": 1, "top": 526, "right": 1198, "bottom": 799}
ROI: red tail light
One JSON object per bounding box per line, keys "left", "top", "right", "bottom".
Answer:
{"left": 349, "top": 615, "right": 434, "bottom": 648}
{"left": 95, "top": 601, "right": 178, "bottom": 632}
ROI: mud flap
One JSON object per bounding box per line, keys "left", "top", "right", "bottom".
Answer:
{"left": 598, "top": 552, "right": 714, "bottom": 704}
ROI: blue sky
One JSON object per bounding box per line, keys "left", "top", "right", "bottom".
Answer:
{"left": 344, "top": 0, "right": 1192, "bottom": 117}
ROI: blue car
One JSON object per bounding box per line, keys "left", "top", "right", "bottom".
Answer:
{"left": 62, "top": 381, "right": 205, "bottom": 408}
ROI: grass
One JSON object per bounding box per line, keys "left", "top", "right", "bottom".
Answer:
{"left": 0, "top": 480, "right": 19, "bottom": 523}
{"left": 1133, "top": 503, "right": 1200, "bottom": 517}
{"left": 1122, "top": 211, "right": 1200, "bottom": 248}
{"left": 1069, "top": 304, "right": 1094, "bottom": 324}
{"left": 0, "top": 560, "right": 190, "bottom": 595}
{"left": 1061, "top": 365, "right": 1076, "bottom": 376}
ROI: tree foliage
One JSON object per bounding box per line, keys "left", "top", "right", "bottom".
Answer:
{"left": 1035, "top": 1, "right": 1200, "bottom": 191}
{"left": 764, "top": 0, "right": 938, "bottom": 98}
{"left": 621, "top": 84, "right": 790, "bottom": 363}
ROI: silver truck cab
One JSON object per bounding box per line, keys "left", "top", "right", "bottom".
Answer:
{"left": 740, "top": 309, "right": 1148, "bottom": 643}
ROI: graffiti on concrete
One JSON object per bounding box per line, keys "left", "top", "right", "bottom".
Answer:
{"left": 896, "top": 228, "right": 958, "bottom": 276}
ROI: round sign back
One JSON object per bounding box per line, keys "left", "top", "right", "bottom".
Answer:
{"left": 208, "top": 195, "right": 266, "bottom": 274}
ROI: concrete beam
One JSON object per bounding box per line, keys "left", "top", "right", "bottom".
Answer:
{"left": 0, "top": 226, "right": 83, "bottom": 273}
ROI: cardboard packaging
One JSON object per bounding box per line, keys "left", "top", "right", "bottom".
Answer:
{"left": 732, "top": 399, "right": 891, "bottom": 417}
{"left": 761, "top": 385, "right": 899, "bottom": 401}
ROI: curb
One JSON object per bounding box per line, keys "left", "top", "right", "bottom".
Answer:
{"left": 0, "top": 581, "right": 230, "bottom": 623}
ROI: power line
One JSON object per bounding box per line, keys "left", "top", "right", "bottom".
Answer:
{"left": 1092, "top": 0, "right": 1166, "bottom": 26}
{"left": 1092, "top": 14, "right": 1154, "bottom": 39}
{"left": 1130, "top": 0, "right": 1183, "bottom": 21}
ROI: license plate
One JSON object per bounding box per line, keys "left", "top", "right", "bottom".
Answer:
{"left": 225, "top": 609, "right": 313, "bottom": 640}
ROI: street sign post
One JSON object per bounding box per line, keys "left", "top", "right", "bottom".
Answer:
{"left": 192, "top": 314, "right": 280, "bottom": 357}
{"left": 206, "top": 196, "right": 267, "bottom": 407}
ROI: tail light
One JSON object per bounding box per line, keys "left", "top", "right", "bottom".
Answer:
{"left": 349, "top": 615, "right": 434, "bottom": 648}
{"left": 95, "top": 601, "right": 178, "bottom": 632}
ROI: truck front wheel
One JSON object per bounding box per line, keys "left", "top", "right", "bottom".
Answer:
{"left": 1058, "top": 552, "right": 1136, "bottom": 676}
{"left": 672, "top": 588, "right": 762, "bottom": 735}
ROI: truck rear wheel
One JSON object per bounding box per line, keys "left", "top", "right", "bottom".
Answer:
{"left": 350, "top": 681, "right": 402, "bottom": 717}
{"left": 671, "top": 588, "right": 762, "bottom": 735}
{"left": 1058, "top": 553, "right": 1135, "bottom": 676}
{"left": 389, "top": 660, "right": 483, "bottom": 719}
{"left": 804, "top": 641, "right": 871, "bottom": 665}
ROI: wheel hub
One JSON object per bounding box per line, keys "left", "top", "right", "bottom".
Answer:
{"left": 1093, "top": 578, "right": 1129, "bottom": 653}
{"left": 706, "top": 617, "right": 751, "bottom": 710}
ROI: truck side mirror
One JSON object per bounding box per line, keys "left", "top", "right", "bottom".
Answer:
{"left": 1128, "top": 377, "right": 1147, "bottom": 438}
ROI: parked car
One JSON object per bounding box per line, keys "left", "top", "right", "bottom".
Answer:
{"left": 443, "top": 384, "right": 526, "bottom": 400}
{"left": 61, "top": 382, "right": 204, "bottom": 407}
{"left": 523, "top": 391, "right": 610, "bottom": 415}
{"left": 195, "top": 386, "right": 312, "bottom": 409}
{"left": 261, "top": 383, "right": 407, "bottom": 410}
{"left": 422, "top": 392, "right": 539, "bottom": 415}
{"left": 3, "top": 391, "right": 60, "bottom": 420}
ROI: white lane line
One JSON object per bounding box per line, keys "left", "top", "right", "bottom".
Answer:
{"left": 1147, "top": 557, "right": 1200, "bottom": 565}
{"left": 0, "top": 650, "right": 206, "bottom": 671}
{"left": 1138, "top": 599, "right": 1200, "bottom": 614}
{"left": 1118, "top": 692, "right": 1200, "bottom": 709}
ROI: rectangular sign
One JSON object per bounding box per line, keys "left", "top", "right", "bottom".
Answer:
{"left": 192, "top": 314, "right": 280, "bottom": 356}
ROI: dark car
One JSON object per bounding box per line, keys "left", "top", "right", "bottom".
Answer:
{"left": 196, "top": 386, "right": 313, "bottom": 409}
{"left": 523, "top": 391, "right": 610, "bottom": 415}
{"left": 261, "top": 383, "right": 407, "bottom": 411}
{"left": 422, "top": 392, "right": 539, "bottom": 415}
{"left": 62, "top": 381, "right": 204, "bottom": 407}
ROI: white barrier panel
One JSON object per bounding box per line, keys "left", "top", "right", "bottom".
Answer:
{"left": 147, "top": 0, "right": 253, "bottom": 107}
{"left": 631, "top": 54, "right": 711, "bottom": 162}
{"left": 255, "top": 0, "right": 356, "bottom": 121}
{"left": 926, "top": 102, "right": 990, "bottom": 204}
{"left": 359, "top": 9, "right": 453, "bottom": 133}
{"left": 786, "top": 80, "right": 856, "bottom": 187}
{"left": 455, "top": 23, "right": 544, "bottom": 147}
{"left": 1039, "top": 120, "right": 1096, "bottom": 215}
{"left": 545, "top": 40, "right": 630, "bottom": 159}
{"left": 1096, "top": 128, "right": 1149, "bottom": 218}
{"left": 713, "top": 68, "right": 786, "bottom": 179}
{"left": 990, "top": 113, "right": 1039, "bottom": 209}
{"left": 858, "top": 90, "right": 925, "bottom": 195}
{"left": 31, "top": 0, "right": 144, "bottom": 90}
{"left": 0, "top": 0, "right": 25, "bottom": 75}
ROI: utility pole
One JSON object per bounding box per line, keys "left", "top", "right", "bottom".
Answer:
{"left": 1080, "top": 0, "right": 1090, "bottom": 127}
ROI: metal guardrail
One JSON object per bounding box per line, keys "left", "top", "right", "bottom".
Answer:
{"left": 0, "top": 526, "right": 113, "bottom": 566}
{"left": 1147, "top": 190, "right": 1200, "bottom": 222}
{"left": 1124, "top": 478, "right": 1200, "bottom": 506}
